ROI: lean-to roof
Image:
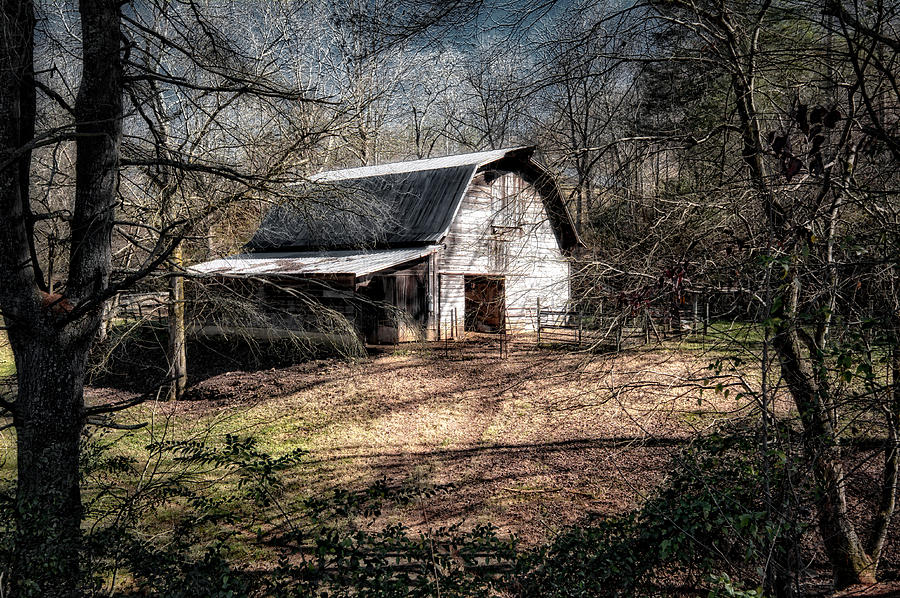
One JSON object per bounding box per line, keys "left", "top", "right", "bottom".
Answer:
{"left": 189, "top": 246, "right": 439, "bottom": 278}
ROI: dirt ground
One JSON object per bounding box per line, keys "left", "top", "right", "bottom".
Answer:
{"left": 90, "top": 337, "right": 768, "bottom": 542}
{"left": 78, "top": 336, "right": 900, "bottom": 593}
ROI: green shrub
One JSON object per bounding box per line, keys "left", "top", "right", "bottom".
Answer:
{"left": 519, "top": 422, "right": 801, "bottom": 597}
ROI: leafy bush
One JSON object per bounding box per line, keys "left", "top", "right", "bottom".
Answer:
{"left": 520, "top": 422, "right": 802, "bottom": 597}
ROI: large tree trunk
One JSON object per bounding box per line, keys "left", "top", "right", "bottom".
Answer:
{"left": 772, "top": 273, "right": 877, "bottom": 587}
{"left": 8, "top": 328, "right": 89, "bottom": 598}
{"left": 0, "top": 0, "right": 122, "bottom": 594}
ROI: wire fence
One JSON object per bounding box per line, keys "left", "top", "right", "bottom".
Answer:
{"left": 114, "top": 292, "right": 168, "bottom": 321}
{"left": 536, "top": 298, "right": 716, "bottom": 350}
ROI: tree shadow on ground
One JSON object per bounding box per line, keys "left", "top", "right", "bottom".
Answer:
{"left": 87, "top": 321, "right": 359, "bottom": 394}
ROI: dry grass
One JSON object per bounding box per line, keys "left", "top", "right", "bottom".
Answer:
{"left": 0, "top": 329, "right": 13, "bottom": 377}
{"left": 88, "top": 337, "right": 771, "bottom": 545}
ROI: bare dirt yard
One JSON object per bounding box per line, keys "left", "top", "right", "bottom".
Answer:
{"left": 94, "top": 335, "right": 777, "bottom": 545}
{"left": 5, "top": 333, "right": 900, "bottom": 594}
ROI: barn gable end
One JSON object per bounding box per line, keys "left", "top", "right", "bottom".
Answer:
{"left": 438, "top": 169, "right": 571, "bottom": 336}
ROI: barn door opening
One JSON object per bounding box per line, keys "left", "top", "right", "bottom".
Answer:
{"left": 464, "top": 276, "right": 505, "bottom": 333}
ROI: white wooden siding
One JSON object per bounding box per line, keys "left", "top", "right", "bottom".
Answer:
{"left": 438, "top": 171, "right": 570, "bottom": 335}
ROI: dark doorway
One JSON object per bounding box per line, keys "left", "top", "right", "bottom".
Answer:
{"left": 464, "top": 276, "right": 505, "bottom": 333}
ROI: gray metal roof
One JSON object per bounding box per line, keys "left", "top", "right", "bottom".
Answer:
{"left": 246, "top": 147, "right": 536, "bottom": 252}
{"left": 189, "top": 246, "right": 438, "bottom": 278}
{"left": 247, "top": 165, "right": 476, "bottom": 251}
{"left": 311, "top": 147, "right": 531, "bottom": 182}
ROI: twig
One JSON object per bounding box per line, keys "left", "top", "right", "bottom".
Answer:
{"left": 85, "top": 416, "right": 148, "bottom": 430}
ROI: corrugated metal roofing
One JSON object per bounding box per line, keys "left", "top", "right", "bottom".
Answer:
{"left": 311, "top": 147, "right": 532, "bottom": 182}
{"left": 246, "top": 147, "right": 535, "bottom": 252}
{"left": 189, "top": 246, "right": 439, "bottom": 278}
{"left": 246, "top": 165, "right": 476, "bottom": 251}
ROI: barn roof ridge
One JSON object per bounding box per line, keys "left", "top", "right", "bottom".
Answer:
{"left": 311, "top": 146, "right": 534, "bottom": 182}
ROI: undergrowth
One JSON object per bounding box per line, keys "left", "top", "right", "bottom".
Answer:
{"left": 0, "top": 421, "right": 796, "bottom": 597}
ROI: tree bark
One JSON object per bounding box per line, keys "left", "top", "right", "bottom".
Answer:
{"left": 8, "top": 329, "right": 89, "bottom": 598}
{"left": 0, "top": 0, "right": 122, "bottom": 594}
{"left": 772, "top": 272, "right": 876, "bottom": 587}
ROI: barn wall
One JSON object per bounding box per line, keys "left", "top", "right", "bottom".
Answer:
{"left": 438, "top": 272, "right": 465, "bottom": 338}
{"left": 357, "top": 260, "right": 430, "bottom": 343}
{"left": 439, "top": 171, "right": 570, "bottom": 335}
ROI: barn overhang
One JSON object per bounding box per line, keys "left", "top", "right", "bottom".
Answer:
{"left": 189, "top": 246, "right": 440, "bottom": 280}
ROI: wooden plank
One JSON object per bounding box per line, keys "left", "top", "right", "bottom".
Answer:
{"left": 438, "top": 171, "right": 570, "bottom": 333}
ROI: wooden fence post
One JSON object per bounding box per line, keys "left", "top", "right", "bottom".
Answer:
{"left": 692, "top": 294, "right": 699, "bottom": 333}
{"left": 704, "top": 300, "right": 710, "bottom": 336}
{"left": 168, "top": 246, "right": 187, "bottom": 401}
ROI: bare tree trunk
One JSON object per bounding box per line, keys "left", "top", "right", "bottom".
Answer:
{"left": 0, "top": 0, "right": 88, "bottom": 594}
{"left": 772, "top": 272, "right": 876, "bottom": 586}
{"left": 1, "top": 0, "right": 123, "bottom": 594}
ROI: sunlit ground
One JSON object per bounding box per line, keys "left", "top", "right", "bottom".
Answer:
{"left": 0, "top": 325, "right": 890, "bottom": 589}
{"left": 2, "top": 328, "right": 775, "bottom": 536}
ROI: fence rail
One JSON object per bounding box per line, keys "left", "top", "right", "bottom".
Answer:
{"left": 536, "top": 300, "right": 713, "bottom": 350}
{"left": 115, "top": 292, "right": 168, "bottom": 321}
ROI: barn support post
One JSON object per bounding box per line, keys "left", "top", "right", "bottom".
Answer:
{"left": 167, "top": 245, "right": 187, "bottom": 401}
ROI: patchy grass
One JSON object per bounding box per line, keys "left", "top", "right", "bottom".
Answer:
{"left": 0, "top": 329, "right": 13, "bottom": 378}
{"left": 2, "top": 336, "right": 897, "bottom": 593}
{"left": 64, "top": 339, "right": 769, "bottom": 550}
{"left": 0, "top": 330, "right": 13, "bottom": 478}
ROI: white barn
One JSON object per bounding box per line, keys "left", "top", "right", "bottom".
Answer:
{"left": 191, "top": 147, "right": 580, "bottom": 343}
